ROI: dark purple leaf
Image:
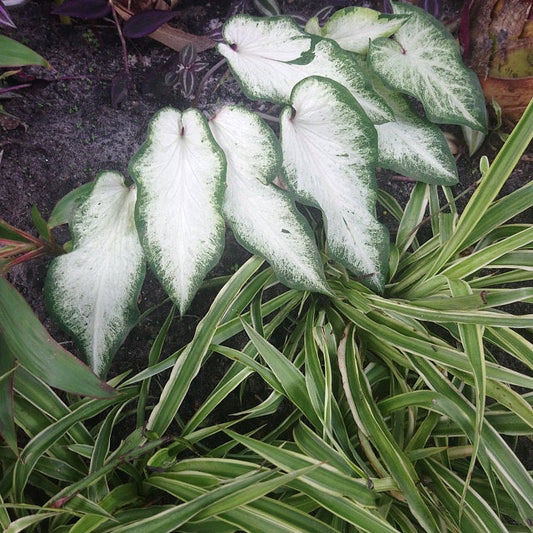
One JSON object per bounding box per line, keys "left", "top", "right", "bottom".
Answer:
{"left": 382, "top": 0, "right": 393, "bottom": 14}
{"left": 0, "top": 0, "right": 16, "bottom": 29}
{"left": 227, "top": 0, "right": 250, "bottom": 17}
{"left": 51, "top": 0, "right": 111, "bottom": 19}
{"left": 290, "top": 14, "right": 307, "bottom": 28}
{"left": 122, "top": 9, "right": 181, "bottom": 39}
{"left": 179, "top": 68, "right": 195, "bottom": 98}
{"left": 459, "top": 0, "right": 474, "bottom": 58}
{"left": 111, "top": 71, "right": 129, "bottom": 108}
{"left": 423, "top": 0, "right": 439, "bottom": 18}
{"left": 179, "top": 43, "right": 197, "bottom": 68}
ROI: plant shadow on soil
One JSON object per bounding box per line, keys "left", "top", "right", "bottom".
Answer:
{"left": 1, "top": 0, "right": 531, "bottom": 463}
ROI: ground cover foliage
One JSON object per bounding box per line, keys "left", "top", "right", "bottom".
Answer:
{"left": 1, "top": 1, "right": 533, "bottom": 532}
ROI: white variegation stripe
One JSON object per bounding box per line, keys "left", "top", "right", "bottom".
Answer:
{"left": 280, "top": 76, "right": 389, "bottom": 292}
{"left": 218, "top": 15, "right": 393, "bottom": 123}
{"left": 130, "top": 108, "right": 226, "bottom": 314}
{"left": 368, "top": 1, "right": 487, "bottom": 131}
{"left": 46, "top": 171, "right": 145, "bottom": 377}
{"left": 209, "top": 106, "right": 329, "bottom": 294}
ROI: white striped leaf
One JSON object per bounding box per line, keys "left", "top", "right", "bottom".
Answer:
{"left": 367, "top": 1, "right": 487, "bottom": 131}
{"left": 45, "top": 171, "right": 145, "bottom": 377}
{"left": 217, "top": 15, "right": 393, "bottom": 123}
{"left": 209, "top": 106, "right": 330, "bottom": 294}
{"left": 253, "top": 0, "right": 280, "bottom": 17}
{"left": 130, "top": 107, "right": 226, "bottom": 314}
{"left": 373, "top": 79, "right": 458, "bottom": 185}
{"left": 280, "top": 76, "right": 389, "bottom": 292}
{"left": 305, "top": 6, "right": 410, "bottom": 55}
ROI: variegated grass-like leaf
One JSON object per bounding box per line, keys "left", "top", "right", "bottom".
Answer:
{"left": 130, "top": 107, "right": 226, "bottom": 314}
{"left": 280, "top": 76, "right": 389, "bottom": 292}
{"left": 45, "top": 171, "right": 145, "bottom": 377}
{"left": 217, "top": 15, "right": 393, "bottom": 123}
{"left": 209, "top": 106, "right": 330, "bottom": 294}
{"left": 305, "top": 6, "right": 410, "bottom": 55}
{"left": 368, "top": 1, "right": 487, "bottom": 131}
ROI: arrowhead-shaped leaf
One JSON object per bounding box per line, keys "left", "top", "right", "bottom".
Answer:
{"left": 217, "top": 15, "right": 393, "bottom": 123}
{"left": 280, "top": 76, "right": 389, "bottom": 292}
{"left": 305, "top": 6, "right": 410, "bottom": 55}
{"left": 367, "top": 1, "right": 487, "bottom": 132}
{"left": 46, "top": 171, "right": 145, "bottom": 377}
{"left": 209, "top": 106, "right": 330, "bottom": 294}
{"left": 373, "top": 78, "right": 458, "bottom": 185}
{"left": 130, "top": 108, "right": 226, "bottom": 314}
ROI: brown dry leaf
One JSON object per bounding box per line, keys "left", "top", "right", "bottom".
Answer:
{"left": 114, "top": 3, "right": 214, "bottom": 52}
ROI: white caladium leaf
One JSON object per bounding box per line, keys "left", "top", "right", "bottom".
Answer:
{"left": 209, "top": 106, "right": 330, "bottom": 294}
{"left": 217, "top": 15, "right": 393, "bottom": 123}
{"left": 45, "top": 171, "right": 145, "bottom": 377}
{"left": 280, "top": 76, "right": 389, "bottom": 292}
{"left": 373, "top": 79, "right": 458, "bottom": 185}
{"left": 305, "top": 6, "right": 410, "bottom": 55}
{"left": 130, "top": 107, "right": 226, "bottom": 314}
{"left": 367, "top": 1, "right": 487, "bottom": 132}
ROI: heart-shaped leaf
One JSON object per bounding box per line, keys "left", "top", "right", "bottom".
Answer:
{"left": 130, "top": 107, "right": 226, "bottom": 314}
{"left": 367, "top": 1, "right": 487, "bottom": 131}
{"left": 217, "top": 15, "right": 393, "bottom": 123}
{"left": 281, "top": 76, "right": 389, "bottom": 292}
{"left": 46, "top": 171, "right": 145, "bottom": 377}
{"left": 305, "top": 6, "right": 410, "bottom": 55}
{"left": 209, "top": 106, "right": 330, "bottom": 294}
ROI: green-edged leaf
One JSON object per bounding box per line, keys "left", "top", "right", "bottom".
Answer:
{"left": 305, "top": 6, "right": 410, "bottom": 55}
{"left": 0, "top": 35, "right": 50, "bottom": 68}
{"left": 374, "top": 83, "right": 458, "bottom": 185}
{"left": 45, "top": 171, "right": 145, "bottom": 377}
{"left": 218, "top": 15, "right": 393, "bottom": 123}
{"left": 367, "top": 1, "right": 487, "bottom": 131}
{"left": 209, "top": 105, "right": 329, "bottom": 294}
{"left": 0, "top": 276, "right": 115, "bottom": 398}
{"left": 280, "top": 76, "right": 389, "bottom": 292}
{"left": 130, "top": 107, "right": 226, "bottom": 314}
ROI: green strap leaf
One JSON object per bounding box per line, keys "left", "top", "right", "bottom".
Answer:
{"left": 209, "top": 106, "right": 329, "bottom": 294}
{"left": 130, "top": 107, "right": 226, "bottom": 314}
{"left": 0, "top": 35, "right": 50, "bottom": 68}
{"left": 305, "top": 6, "right": 410, "bottom": 55}
{"left": 218, "top": 15, "right": 393, "bottom": 123}
{"left": 280, "top": 76, "right": 389, "bottom": 292}
{"left": 0, "top": 277, "right": 115, "bottom": 398}
{"left": 45, "top": 171, "right": 145, "bottom": 377}
{"left": 367, "top": 1, "right": 487, "bottom": 131}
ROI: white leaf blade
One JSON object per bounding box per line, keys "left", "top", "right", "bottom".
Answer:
{"left": 306, "top": 6, "right": 410, "bottom": 55}
{"left": 130, "top": 108, "right": 226, "bottom": 314}
{"left": 218, "top": 15, "right": 393, "bottom": 123}
{"left": 209, "top": 106, "right": 330, "bottom": 294}
{"left": 367, "top": 1, "right": 487, "bottom": 131}
{"left": 45, "top": 171, "right": 145, "bottom": 377}
{"left": 375, "top": 87, "right": 458, "bottom": 185}
{"left": 280, "top": 76, "right": 389, "bottom": 292}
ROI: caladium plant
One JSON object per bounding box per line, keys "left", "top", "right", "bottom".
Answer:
{"left": 45, "top": 1, "right": 488, "bottom": 376}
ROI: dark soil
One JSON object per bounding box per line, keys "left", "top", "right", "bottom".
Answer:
{"left": 1, "top": 0, "right": 531, "bottom": 459}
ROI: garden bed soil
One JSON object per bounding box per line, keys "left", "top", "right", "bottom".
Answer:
{"left": 1, "top": 0, "right": 531, "bottom": 457}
